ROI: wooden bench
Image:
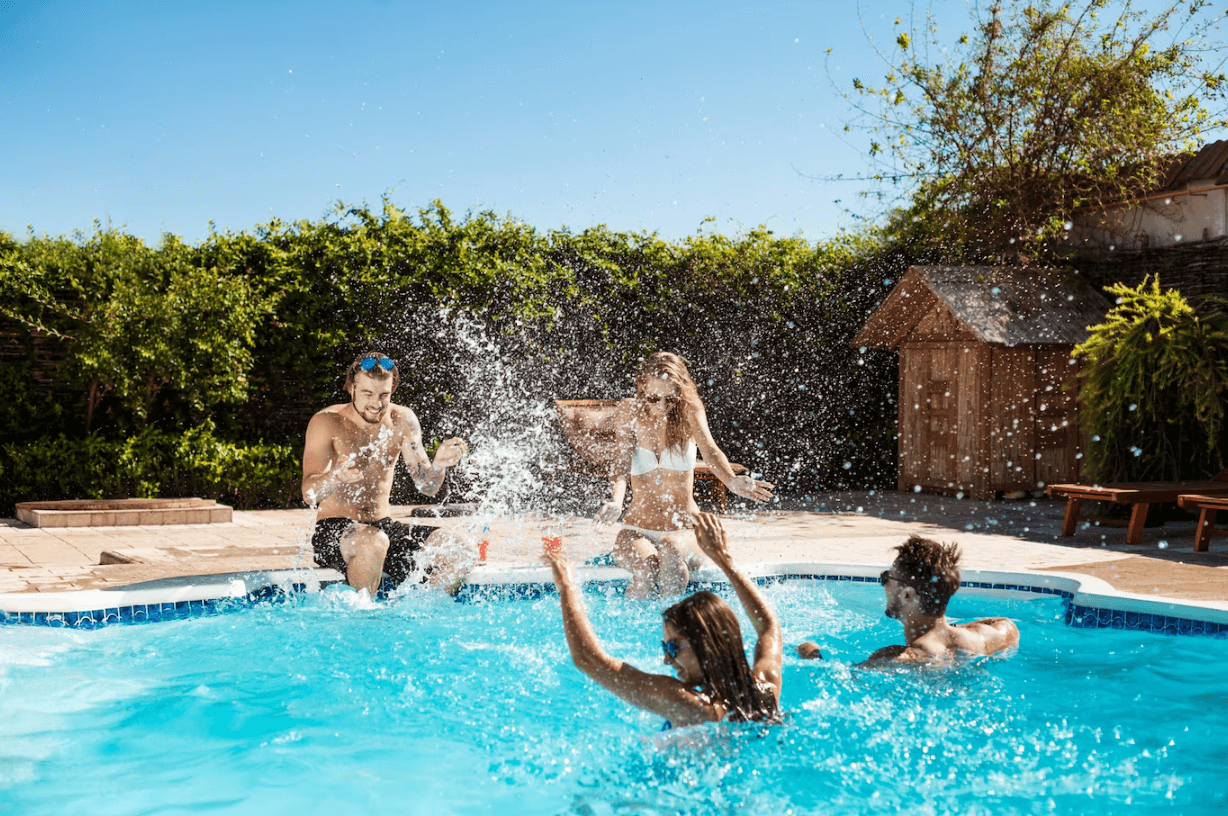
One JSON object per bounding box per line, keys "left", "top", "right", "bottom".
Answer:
{"left": 1177, "top": 494, "right": 1228, "bottom": 552}
{"left": 1047, "top": 468, "right": 1228, "bottom": 546}
{"left": 554, "top": 399, "right": 745, "bottom": 512}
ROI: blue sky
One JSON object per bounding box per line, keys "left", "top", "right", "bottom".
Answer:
{"left": 1, "top": 1, "right": 1216, "bottom": 246}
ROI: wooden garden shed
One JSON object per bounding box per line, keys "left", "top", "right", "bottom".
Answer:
{"left": 853, "top": 266, "right": 1111, "bottom": 500}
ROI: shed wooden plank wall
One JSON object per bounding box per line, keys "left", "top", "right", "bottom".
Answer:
{"left": 989, "top": 348, "right": 1037, "bottom": 491}
{"left": 899, "top": 342, "right": 1083, "bottom": 499}
{"left": 1034, "top": 348, "right": 1083, "bottom": 488}
{"left": 898, "top": 343, "right": 983, "bottom": 495}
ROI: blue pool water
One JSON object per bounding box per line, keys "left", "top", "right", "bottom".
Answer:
{"left": 0, "top": 581, "right": 1223, "bottom": 815}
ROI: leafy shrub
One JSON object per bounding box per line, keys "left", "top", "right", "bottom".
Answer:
{"left": 0, "top": 422, "right": 299, "bottom": 514}
{"left": 1074, "top": 276, "right": 1228, "bottom": 483}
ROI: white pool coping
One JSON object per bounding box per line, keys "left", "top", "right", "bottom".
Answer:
{"left": 2, "top": 561, "right": 1225, "bottom": 634}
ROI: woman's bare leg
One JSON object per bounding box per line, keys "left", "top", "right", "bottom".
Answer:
{"left": 613, "top": 529, "right": 660, "bottom": 599}
{"left": 656, "top": 532, "right": 693, "bottom": 596}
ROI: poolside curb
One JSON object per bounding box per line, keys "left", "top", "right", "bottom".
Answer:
{"left": 2, "top": 561, "right": 1225, "bottom": 637}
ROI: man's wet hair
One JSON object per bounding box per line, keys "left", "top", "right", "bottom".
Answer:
{"left": 892, "top": 535, "right": 962, "bottom": 616}
{"left": 344, "top": 352, "right": 400, "bottom": 394}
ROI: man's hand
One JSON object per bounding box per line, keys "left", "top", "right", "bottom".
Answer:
{"left": 433, "top": 437, "right": 468, "bottom": 469}
{"left": 797, "top": 641, "right": 824, "bottom": 660}
{"left": 334, "top": 455, "right": 363, "bottom": 485}
{"left": 595, "top": 500, "right": 622, "bottom": 525}
{"left": 692, "top": 512, "right": 732, "bottom": 564}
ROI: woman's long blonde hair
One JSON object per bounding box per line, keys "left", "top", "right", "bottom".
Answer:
{"left": 635, "top": 352, "right": 703, "bottom": 451}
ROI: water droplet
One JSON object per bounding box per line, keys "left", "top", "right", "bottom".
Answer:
{"left": 1158, "top": 540, "right": 1169, "bottom": 550}
{"left": 913, "top": 485, "right": 922, "bottom": 493}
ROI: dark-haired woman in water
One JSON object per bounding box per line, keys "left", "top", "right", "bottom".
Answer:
{"left": 544, "top": 513, "right": 782, "bottom": 727}
{"left": 596, "top": 352, "right": 773, "bottom": 598}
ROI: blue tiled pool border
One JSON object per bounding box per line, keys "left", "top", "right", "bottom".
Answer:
{"left": 2, "top": 564, "right": 1226, "bottom": 639}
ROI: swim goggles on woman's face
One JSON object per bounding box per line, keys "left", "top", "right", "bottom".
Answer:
{"left": 662, "top": 639, "right": 681, "bottom": 659}
{"left": 641, "top": 393, "right": 677, "bottom": 404}
{"left": 360, "top": 355, "right": 395, "bottom": 371}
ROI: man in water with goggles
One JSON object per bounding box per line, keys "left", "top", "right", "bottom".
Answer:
{"left": 798, "top": 534, "right": 1019, "bottom": 665}
{"left": 302, "top": 352, "right": 469, "bottom": 594}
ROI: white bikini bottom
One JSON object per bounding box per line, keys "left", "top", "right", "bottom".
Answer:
{"left": 619, "top": 526, "right": 703, "bottom": 569}
{"left": 621, "top": 524, "right": 692, "bottom": 543}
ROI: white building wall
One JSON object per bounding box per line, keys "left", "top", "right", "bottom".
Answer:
{"left": 1072, "top": 181, "right": 1228, "bottom": 250}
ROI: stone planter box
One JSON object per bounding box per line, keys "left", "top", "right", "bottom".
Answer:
{"left": 15, "top": 498, "right": 233, "bottom": 528}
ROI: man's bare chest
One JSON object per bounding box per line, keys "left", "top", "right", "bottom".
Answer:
{"left": 332, "top": 424, "right": 405, "bottom": 471}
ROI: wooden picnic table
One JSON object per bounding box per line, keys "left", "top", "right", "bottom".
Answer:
{"left": 1177, "top": 494, "right": 1228, "bottom": 552}
{"left": 1047, "top": 471, "right": 1228, "bottom": 546}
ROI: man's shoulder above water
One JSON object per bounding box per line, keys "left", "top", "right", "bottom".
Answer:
{"left": 311, "top": 402, "right": 415, "bottom": 423}
{"left": 865, "top": 617, "right": 1020, "bottom": 666}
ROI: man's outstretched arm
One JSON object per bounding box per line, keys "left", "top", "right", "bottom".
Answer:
{"left": 399, "top": 410, "right": 466, "bottom": 497}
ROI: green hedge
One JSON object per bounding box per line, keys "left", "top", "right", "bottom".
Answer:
{"left": 1, "top": 201, "right": 905, "bottom": 511}
{"left": 0, "top": 423, "right": 300, "bottom": 512}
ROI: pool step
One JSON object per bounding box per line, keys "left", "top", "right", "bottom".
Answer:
{"left": 15, "top": 498, "right": 233, "bottom": 528}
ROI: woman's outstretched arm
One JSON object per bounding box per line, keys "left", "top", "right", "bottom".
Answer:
{"left": 687, "top": 404, "right": 774, "bottom": 502}
{"left": 691, "top": 513, "right": 783, "bottom": 696}
{"left": 543, "top": 549, "right": 716, "bottom": 725}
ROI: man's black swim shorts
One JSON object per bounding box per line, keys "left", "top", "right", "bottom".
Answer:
{"left": 311, "top": 517, "right": 432, "bottom": 585}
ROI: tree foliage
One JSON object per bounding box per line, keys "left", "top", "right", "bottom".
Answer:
{"left": 1074, "top": 276, "right": 1228, "bottom": 482}
{"left": 836, "top": 0, "right": 1228, "bottom": 260}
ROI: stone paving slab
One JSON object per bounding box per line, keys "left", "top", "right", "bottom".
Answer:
{"left": 0, "top": 492, "right": 1225, "bottom": 602}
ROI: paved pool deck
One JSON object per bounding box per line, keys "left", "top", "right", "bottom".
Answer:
{"left": 2, "top": 491, "right": 1226, "bottom": 605}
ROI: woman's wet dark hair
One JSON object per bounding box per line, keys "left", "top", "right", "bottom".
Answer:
{"left": 663, "top": 591, "right": 780, "bottom": 724}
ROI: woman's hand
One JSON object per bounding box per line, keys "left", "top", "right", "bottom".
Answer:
{"left": 543, "top": 547, "right": 577, "bottom": 588}
{"left": 595, "top": 500, "right": 623, "bottom": 525}
{"left": 692, "top": 512, "right": 732, "bottom": 565}
{"left": 730, "top": 473, "right": 774, "bottom": 502}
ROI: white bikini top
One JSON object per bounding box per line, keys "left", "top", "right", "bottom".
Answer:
{"left": 630, "top": 440, "right": 697, "bottom": 476}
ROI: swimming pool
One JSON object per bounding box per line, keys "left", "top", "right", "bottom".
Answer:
{"left": 1, "top": 580, "right": 1223, "bottom": 815}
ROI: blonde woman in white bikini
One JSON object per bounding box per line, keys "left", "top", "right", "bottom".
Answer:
{"left": 596, "top": 352, "right": 773, "bottom": 598}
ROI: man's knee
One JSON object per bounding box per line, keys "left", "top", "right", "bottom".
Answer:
{"left": 341, "top": 526, "right": 390, "bottom": 563}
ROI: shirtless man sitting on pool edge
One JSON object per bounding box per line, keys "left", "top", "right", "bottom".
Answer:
{"left": 302, "top": 352, "right": 469, "bottom": 594}
{"left": 798, "top": 534, "right": 1019, "bottom": 665}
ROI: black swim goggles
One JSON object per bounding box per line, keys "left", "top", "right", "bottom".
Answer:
{"left": 880, "top": 570, "right": 925, "bottom": 590}
{"left": 359, "top": 355, "right": 395, "bottom": 372}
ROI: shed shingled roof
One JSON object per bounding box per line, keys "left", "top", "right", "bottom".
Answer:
{"left": 852, "top": 266, "right": 1111, "bottom": 349}
{"left": 1160, "top": 140, "right": 1228, "bottom": 189}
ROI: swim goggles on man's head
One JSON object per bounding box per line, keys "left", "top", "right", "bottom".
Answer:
{"left": 360, "top": 355, "right": 395, "bottom": 371}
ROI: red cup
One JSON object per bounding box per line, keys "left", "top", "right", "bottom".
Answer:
{"left": 542, "top": 536, "right": 562, "bottom": 554}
